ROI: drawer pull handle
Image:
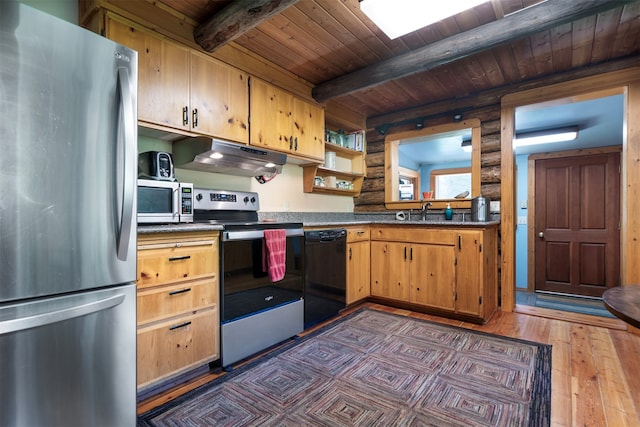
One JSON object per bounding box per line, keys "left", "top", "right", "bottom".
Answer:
{"left": 168, "top": 255, "right": 191, "bottom": 262}
{"left": 169, "top": 288, "right": 192, "bottom": 296}
{"left": 169, "top": 321, "right": 192, "bottom": 331}
{"left": 357, "top": 231, "right": 365, "bottom": 235}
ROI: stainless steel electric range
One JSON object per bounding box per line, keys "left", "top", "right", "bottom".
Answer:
{"left": 193, "top": 188, "right": 304, "bottom": 370}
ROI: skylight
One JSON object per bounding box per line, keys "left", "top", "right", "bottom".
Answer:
{"left": 360, "top": 0, "right": 491, "bottom": 39}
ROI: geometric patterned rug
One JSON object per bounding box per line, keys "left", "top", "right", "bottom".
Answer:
{"left": 138, "top": 308, "right": 552, "bottom": 427}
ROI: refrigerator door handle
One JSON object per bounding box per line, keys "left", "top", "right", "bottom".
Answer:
{"left": 0, "top": 294, "right": 126, "bottom": 335}
{"left": 116, "top": 66, "right": 136, "bottom": 261}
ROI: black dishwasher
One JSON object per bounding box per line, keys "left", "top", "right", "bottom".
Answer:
{"left": 304, "top": 229, "right": 347, "bottom": 328}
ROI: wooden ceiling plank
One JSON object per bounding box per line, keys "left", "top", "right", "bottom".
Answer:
{"left": 255, "top": 15, "right": 347, "bottom": 80}
{"left": 312, "top": 0, "right": 634, "bottom": 102}
{"left": 529, "top": 29, "right": 554, "bottom": 77}
{"left": 550, "top": 22, "right": 574, "bottom": 73}
{"left": 158, "top": 0, "right": 228, "bottom": 22}
{"left": 571, "top": 15, "right": 597, "bottom": 68}
{"left": 474, "top": 51, "right": 508, "bottom": 88}
{"left": 233, "top": 29, "right": 328, "bottom": 82}
{"left": 194, "top": 0, "right": 301, "bottom": 52}
{"left": 510, "top": 37, "right": 537, "bottom": 80}
{"left": 490, "top": 45, "right": 522, "bottom": 83}
{"left": 293, "top": 0, "right": 384, "bottom": 66}
{"left": 276, "top": 6, "right": 374, "bottom": 75}
{"left": 590, "top": 8, "right": 625, "bottom": 63}
{"left": 611, "top": 2, "right": 640, "bottom": 56}
{"left": 313, "top": 0, "right": 397, "bottom": 59}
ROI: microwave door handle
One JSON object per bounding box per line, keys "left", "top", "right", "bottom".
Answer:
{"left": 173, "top": 186, "right": 180, "bottom": 220}
{"left": 116, "top": 66, "right": 135, "bottom": 261}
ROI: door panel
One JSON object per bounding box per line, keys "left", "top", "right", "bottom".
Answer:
{"left": 535, "top": 152, "right": 620, "bottom": 297}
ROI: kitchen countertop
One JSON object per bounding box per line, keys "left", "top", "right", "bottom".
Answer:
{"left": 302, "top": 219, "right": 500, "bottom": 227}
{"left": 138, "top": 212, "right": 499, "bottom": 233}
{"left": 137, "top": 223, "right": 224, "bottom": 234}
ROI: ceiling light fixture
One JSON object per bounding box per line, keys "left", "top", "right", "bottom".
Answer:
{"left": 514, "top": 126, "right": 579, "bottom": 147}
{"left": 360, "top": 0, "right": 490, "bottom": 39}
{"left": 461, "top": 140, "right": 472, "bottom": 153}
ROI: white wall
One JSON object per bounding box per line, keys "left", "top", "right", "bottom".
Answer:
{"left": 20, "top": 0, "right": 77, "bottom": 23}
{"left": 139, "top": 135, "right": 354, "bottom": 213}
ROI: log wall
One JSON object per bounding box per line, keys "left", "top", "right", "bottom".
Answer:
{"left": 354, "top": 56, "right": 639, "bottom": 213}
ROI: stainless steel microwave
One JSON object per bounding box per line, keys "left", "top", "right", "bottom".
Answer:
{"left": 137, "top": 179, "right": 194, "bottom": 224}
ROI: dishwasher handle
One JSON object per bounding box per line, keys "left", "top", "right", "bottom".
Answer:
{"left": 305, "top": 229, "right": 347, "bottom": 242}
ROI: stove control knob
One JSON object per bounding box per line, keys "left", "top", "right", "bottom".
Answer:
{"left": 196, "top": 193, "right": 203, "bottom": 201}
{"left": 243, "top": 196, "right": 249, "bottom": 204}
{"left": 250, "top": 197, "right": 256, "bottom": 204}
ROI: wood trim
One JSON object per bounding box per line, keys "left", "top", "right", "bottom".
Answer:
{"left": 501, "top": 68, "right": 638, "bottom": 107}
{"left": 528, "top": 145, "right": 622, "bottom": 160}
{"left": 500, "top": 104, "right": 516, "bottom": 312}
{"left": 527, "top": 158, "right": 535, "bottom": 292}
{"left": 383, "top": 119, "right": 481, "bottom": 207}
{"left": 501, "top": 66, "right": 640, "bottom": 313}
{"left": 399, "top": 167, "right": 420, "bottom": 200}
{"left": 624, "top": 80, "right": 640, "bottom": 284}
{"left": 386, "top": 119, "right": 481, "bottom": 142}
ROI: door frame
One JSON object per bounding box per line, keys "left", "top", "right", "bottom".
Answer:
{"left": 526, "top": 146, "right": 622, "bottom": 293}
{"left": 500, "top": 67, "right": 640, "bottom": 311}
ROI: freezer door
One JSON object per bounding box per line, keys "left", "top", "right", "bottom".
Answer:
{"left": 0, "top": 284, "right": 136, "bottom": 427}
{"left": 0, "top": 2, "right": 138, "bottom": 301}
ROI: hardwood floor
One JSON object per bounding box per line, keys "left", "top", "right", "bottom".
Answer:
{"left": 137, "top": 302, "right": 640, "bottom": 426}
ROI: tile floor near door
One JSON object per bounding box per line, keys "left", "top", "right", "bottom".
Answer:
{"left": 516, "top": 290, "right": 615, "bottom": 318}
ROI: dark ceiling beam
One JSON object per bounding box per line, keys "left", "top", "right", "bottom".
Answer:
{"left": 194, "top": 0, "right": 300, "bottom": 52}
{"left": 312, "top": 0, "right": 637, "bottom": 103}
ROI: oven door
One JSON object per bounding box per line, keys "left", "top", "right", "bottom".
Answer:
{"left": 221, "top": 228, "right": 304, "bottom": 323}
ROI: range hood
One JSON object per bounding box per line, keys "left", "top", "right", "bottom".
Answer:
{"left": 172, "top": 137, "right": 287, "bottom": 177}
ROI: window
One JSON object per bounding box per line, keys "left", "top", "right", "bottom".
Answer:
{"left": 430, "top": 167, "right": 471, "bottom": 199}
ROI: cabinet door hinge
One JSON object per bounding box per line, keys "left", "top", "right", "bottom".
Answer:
{"left": 479, "top": 244, "right": 482, "bottom": 253}
{"left": 455, "top": 292, "right": 458, "bottom": 301}
{"left": 479, "top": 296, "right": 483, "bottom": 305}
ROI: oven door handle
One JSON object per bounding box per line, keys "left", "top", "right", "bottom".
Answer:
{"left": 223, "top": 228, "right": 304, "bottom": 241}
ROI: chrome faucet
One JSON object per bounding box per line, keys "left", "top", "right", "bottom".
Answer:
{"left": 422, "top": 202, "right": 432, "bottom": 221}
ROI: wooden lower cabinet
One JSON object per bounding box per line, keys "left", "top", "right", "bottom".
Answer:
{"left": 371, "top": 241, "right": 410, "bottom": 300}
{"left": 346, "top": 227, "right": 370, "bottom": 304}
{"left": 136, "top": 231, "right": 220, "bottom": 390}
{"left": 455, "top": 229, "right": 498, "bottom": 320}
{"left": 370, "top": 225, "right": 498, "bottom": 323}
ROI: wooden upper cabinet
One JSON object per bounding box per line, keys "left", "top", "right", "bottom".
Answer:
{"left": 189, "top": 52, "right": 249, "bottom": 143}
{"left": 108, "top": 18, "right": 190, "bottom": 130}
{"left": 107, "top": 17, "right": 249, "bottom": 143}
{"left": 250, "top": 78, "right": 324, "bottom": 161}
{"left": 249, "top": 78, "right": 292, "bottom": 153}
{"left": 291, "top": 96, "right": 325, "bottom": 160}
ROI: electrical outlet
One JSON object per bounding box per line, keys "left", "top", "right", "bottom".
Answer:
{"left": 517, "top": 216, "right": 527, "bottom": 225}
{"left": 520, "top": 200, "right": 528, "bottom": 209}
{"left": 490, "top": 201, "right": 500, "bottom": 212}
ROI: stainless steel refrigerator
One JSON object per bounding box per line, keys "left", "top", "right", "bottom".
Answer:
{"left": 0, "top": 1, "right": 138, "bottom": 426}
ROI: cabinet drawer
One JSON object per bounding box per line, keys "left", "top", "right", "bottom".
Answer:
{"left": 137, "top": 239, "right": 218, "bottom": 289}
{"left": 137, "top": 308, "right": 219, "bottom": 388}
{"left": 346, "top": 227, "right": 370, "bottom": 243}
{"left": 371, "top": 226, "right": 455, "bottom": 245}
{"left": 137, "top": 278, "right": 218, "bottom": 325}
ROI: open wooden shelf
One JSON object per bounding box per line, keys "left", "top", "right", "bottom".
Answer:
{"left": 301, "top": 142, "right": 366, "bottom": 197}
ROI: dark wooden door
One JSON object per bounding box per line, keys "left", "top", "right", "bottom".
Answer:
{"left": 534, "top": 152, "right": 620, "bottom": 297}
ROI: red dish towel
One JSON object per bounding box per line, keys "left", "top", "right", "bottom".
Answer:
{"left": 262, "top": 229, "right": 287, "bottom": 282}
